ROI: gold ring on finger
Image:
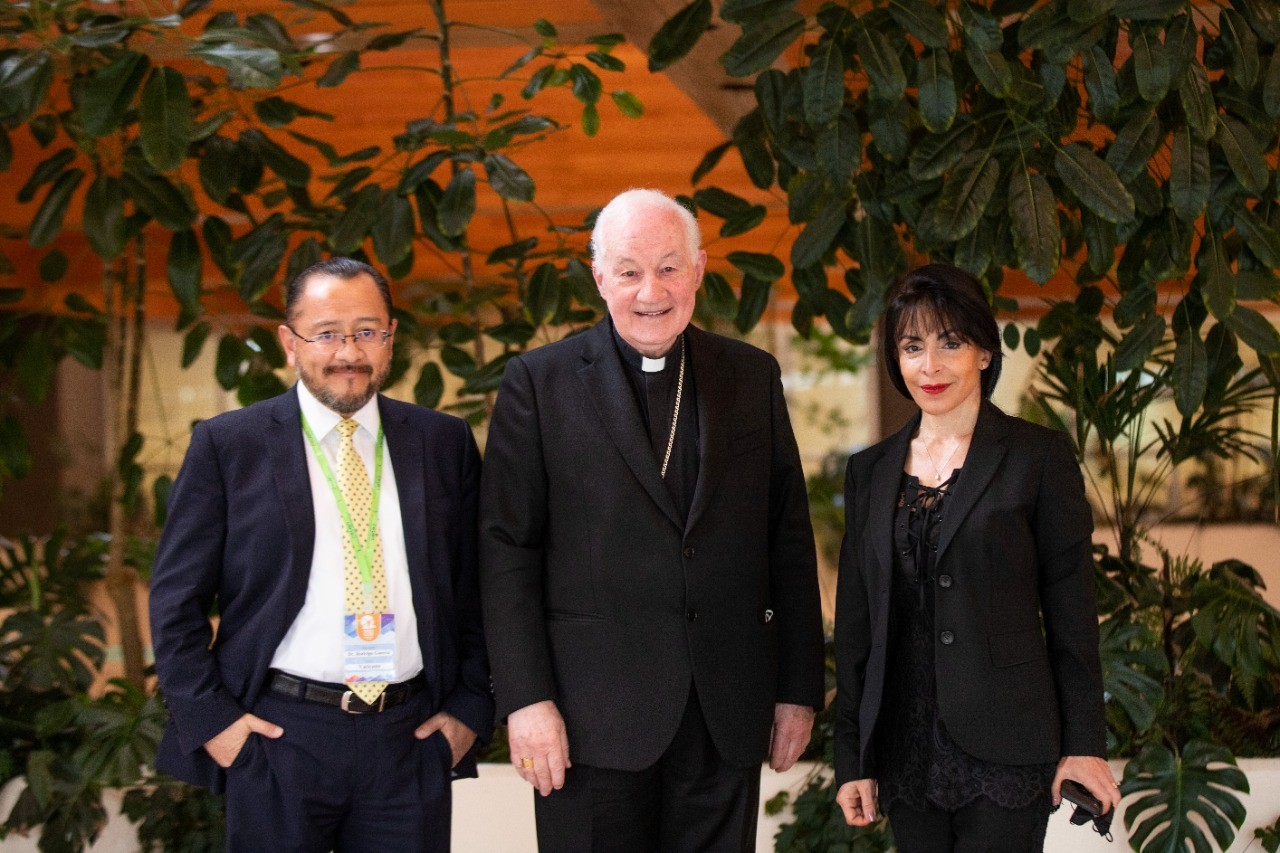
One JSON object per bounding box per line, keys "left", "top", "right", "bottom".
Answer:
{"left": 520, "top": 758, "right": 534, "bottom": 769}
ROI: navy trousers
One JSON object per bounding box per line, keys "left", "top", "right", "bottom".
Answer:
{"left": 223, "top": 685, "right": 452, "bottom": 852}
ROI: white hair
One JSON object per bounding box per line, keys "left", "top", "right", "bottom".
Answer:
{"left": 590, "top": 188, "right": 702, "bottom": 268}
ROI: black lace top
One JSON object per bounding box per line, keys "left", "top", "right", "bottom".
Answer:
{"left": 873, "top": 470, "right": 1055, "bottom": 814}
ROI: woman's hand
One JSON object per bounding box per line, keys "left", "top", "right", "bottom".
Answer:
{"left": 1053, "top": 755, "right": 1121, "bottom": 814}
{"left": 836, "top": 778, "right": 879, "bottom": 826}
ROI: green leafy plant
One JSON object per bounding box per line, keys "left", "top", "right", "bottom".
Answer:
{"left": 1121, "top": 740, "right": 1250, "bottom": 853}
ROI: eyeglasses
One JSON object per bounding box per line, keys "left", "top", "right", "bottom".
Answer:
{"left": 287, "top": 327, "right": 392, "bottom": 351}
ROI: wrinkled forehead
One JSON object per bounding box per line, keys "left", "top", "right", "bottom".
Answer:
{"left": 600, "top": 207, "right": 693, "bottom": 264}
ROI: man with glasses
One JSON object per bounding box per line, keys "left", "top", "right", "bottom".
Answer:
{"left": 150, "top": 257, "right": 492, "bottom": 852}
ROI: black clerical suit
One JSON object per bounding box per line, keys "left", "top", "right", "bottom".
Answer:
{"left": 480, "top": 319, "right": 824, "bottom": 850}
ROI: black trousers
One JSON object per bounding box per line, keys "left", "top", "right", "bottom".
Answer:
{"left": 223, "top": 685, "right": 452, "bottom": 852}
{"left": 887, "top": 799, "right": 1050, "bottom": 853}
{"left": 534, "top": 687, "right": 761, "bottom": 853}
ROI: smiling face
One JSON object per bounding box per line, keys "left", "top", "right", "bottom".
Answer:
{"left": 896, "top": 316, "right": 991, "bottom": 418}
{"left": 593, "top": 202, "right": 706, "bottom": 358}
{"left": 278, "top": 272, "right": 397, "bottom": 416}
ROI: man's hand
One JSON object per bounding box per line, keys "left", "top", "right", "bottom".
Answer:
{"left": 836, "top": 779, "right": 879, "bottom": 825}
{"left": 768, "top": 703, "right": 815, "bottom": 772}
{"left": 507, "top": 700, "right": 570, "bottom": 796}
{"left": 1052, "top": 755, "right": 1122, "bottom": 814}
{"left": 203, "top": 713, "right": 283, "bottom": 769}
{"left": 415, "top": 711, "right": 478, "bottom": 768}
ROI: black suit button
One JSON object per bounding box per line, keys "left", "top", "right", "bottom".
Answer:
{"left": 940, "top": 630, "right": 955, "bottom": 645}
{"left": 938, "top": 574, "right": 953, "bottom": 588}
{"left": 687, "top": 609, "right": 699, "bottom": 622}
{"left": 683, "top": 546, "right": 695, "bottom": 559}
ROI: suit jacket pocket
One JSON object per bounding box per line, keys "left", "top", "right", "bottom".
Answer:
{"left": 989, "top": 628, "right": 1047, "bottom": 668}
{"left": 545, "top": 609, "right": 605, "bottom": 623}
{"left": 731, "top": 427, "right": 768, "bottom": 456}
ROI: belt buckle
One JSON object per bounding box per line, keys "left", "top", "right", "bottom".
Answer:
{"left": 339, "top": 690, "right": 386, "bottom": 714}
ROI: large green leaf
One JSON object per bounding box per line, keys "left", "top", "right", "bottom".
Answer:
{"left": 1214, "top": 116, "right": 1269, "bottom": 194}
{"left": 816, "top": 110, "right": 859, "bottom": 182}
{"left": 1178, "top": 60, "right": 1217, "bottom": 140}
{"left": 1197, "top": 232, "right": 1235, "bottom": 320}
{"left": 77, "top": 51, "right": 149, "bottom": 138}
{"left": 240, "top": 128, "right": 309, "bottom": 187}
{"left": 1189, "top": 561, "right": 1280, "bottom": 706}
{"left": 700, "top": 270, "right": 738, "bottom": 320}
{"left": 328, "top": 184, "right": 381, "bottom": 254}
{"left": 28, "top": 169, "right": 85, "bottom": 248}
{"left": 437, "top": 167, "right": 477, "bottom": 237}
{"left": 964, "top": 42, "right": 1012, "bottom": 97}
{"left": 856, "top": 26, "right": 907, "bottom": 102}
{"left": 1083, "top": 46, "right": 1120, "bottom": 122}
{"left": 82, "top": 175, "right": 128, "bottom": 259}
{"left": 1131, "top": 25, "right": 1171, "bottom": 101}
{"left": 1222, "top": 9, "right": 1260, "bottom": 88}
{"left": 959, "top": 2, "right": 1002, "bottom": 51}
{"left": 1226, "top": 304, "right": 1280, "bottom": 357}
{"left": 484, "top": 153, "right": 535, "bottom": 202}
{"left": 1172, "top": 322, "right": 1209, "bottom": 416}
{"left": 167, "top": 229, "right": 202, "bottom": 309}
{"left": 122, "top": 169, "right": 197, "bottom": 231}
{"left": 803, "top": 37, "right": 844, "bottom": 127}
{"left": 524, "top": 263, "right": 559, "bottom": 326}
{"left": 1054, "top": 143, "right": 1134, "bottom": 224}
{"left": 370, "top": 191, "right": 414, "bottom": 268}
{"left": 735, "top": 276, "right": 772, "bottom": 333}
{"left": 1105, "top": 108, "right": 1162, "bottom": 183}
{"left": 888, "top": 0, "right": 949, "bottom": 48}
{"left": 1115, "top": 313, "right": 1166, "bottom": 372}
{"left": 1122, "top": 740, "right": 1250, "bottom": 853}
{"left": 790, "top": 200, "right": 847, "bottom": 269}
{"left": 18, "top": 148, "right": 75, "bottom": 204}
{"left": 732, "top": 110, "right": 775, "bottom": 189}
{"left": 727, "top": 251, "right": 785, "bottom": 281}
{"left": 1098, "top": 618, "right": 1164, "bottom": 731}
{"left": 1008, "top": 169, "right": 1060, "bottom": 284}
{"left": 917, "top": 50, "right": 956, "bottom": 133}
{"left": 908, "top": 120, "right": 979, "bottom": 181}
{"left": 193, "top": 38, "right": 286, "bottom": 89}
{"left": 1234, "top": 207, "right": 1280, "bottom": 267}
{"left": 1169, "top": 126, "right": 1210, "bottom": 222}
{"left": 140, "top": 67, "right": 194, "bottom": 172}
{"left": 1265, "top": 50, "right": 1280, "bottom": 120}
{"left": 648, "top": 0, "right": 712, "bottom": 72}
{"left": 922, "top": 152, "right": 999, "bottom": 243}
{"left": 722, "top": 11, "right": 805, "bottom": 77}
{"left": 1236, "top": 270, "right": 1280, "bottom": 301}
{"left": 0, "top": 52, "right": 54, "bottom": 125}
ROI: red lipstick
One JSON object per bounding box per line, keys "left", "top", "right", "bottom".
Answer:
{"left": 921, "top": 384, "right": 949, "bottom": 395}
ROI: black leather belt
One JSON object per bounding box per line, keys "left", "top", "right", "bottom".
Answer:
{"left": 267, "top": 671, "right": 424, "bottom": 714}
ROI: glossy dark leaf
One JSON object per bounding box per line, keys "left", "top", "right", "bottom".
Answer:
{"left": 1131, "top": 25, "right": 1171, "bottom": 101}
{"left": 569, "top": 64, "right": 602, "bottom": 105}
{"left": 82, "top": 175, "right": 128, "bottom": 259}
{"left": 38, "top": 249, "right": 67, "bottom": 282}
{"left": 856, "top": 27, "right": 907, "bottom": 101}
{"left": 700, "top": 271, "right": 737, "bottom": 320}
{"left": 693, "top": 186, "right": 753, "bottom": 218}
{"left": 122, "top": 170, "right": 197, "bottom": 231}
{"left": 720, "top": 204, "right": 767, "bottom": 237}
{"left": 1113, "top": 0, "right": 1183, "bottom": 19}
{"left": 181, "top": 322, "right": 211, "bottom": 369}
{"left": 370, "top": 192, "right": 414, "bottom": 267}
{"left": 648, "top": 0, "right": 713, "bottom": 72}
{"left": 484, "top": 153, "right": 535, "bottom": 202}
{"left": 1172, "top": 323, "right": 1208, "bottom": 416}
{"left": 804, "top": 37, "right": 844, "bottom": 127}
{"left": 722, "top": 11, "right": 806, "bottom": 77}
{"left": 611, "top": 90, "right": 644, "bottom": 118}
{"left": 1169, "top": 126, "right": 1210, "bottom": 222}
{"left": 908, "top": 120, "right": 979, "bottom": 181}
{"left": 816, "top": 110, "right": 859, "bottom": 182}
{"left": 1054, "top": 143, "right": 1134, "bottom": 224}
{"left": 1115, "top": 313, "right": 1166, "bottom": 372}
{"left": 240, "top": 128, "right": 310, "bottom": 187}
{"left": 78, "top": 51, "right": 149, "bottom": 138}
{"left": 1226, "top": 304, "right": 1280, "bottom": 356}
{"left": 916, "top": 50, "right": 956, "bottom": 134}
{"left": 960, "top": 2, "right": 1003, "bottom": 50}
{"left": 28, "top": 169, "right": 85, "bottom": 248}
{"left": 1197, "top": 232, "right": 1235, "bottom": 320}
{"left": 735, "top": 276, "right": 772, "bottom": 333}
{"left": 790, "top": 200, "right": 847, "bottom": 269}
{"left": 1098, "top": 618, "right": 1164, "bottom": 731}
{"left": 167, "top": 229, "right": 202, "bottom": 309}
{"left": 732, "top": 111, "right": 775, "bottom": 190}
{"left": 727, "top": 251, "right": 785, "bottom": 281}
{"left": 18, "top": 149, "right": 76, "bottom": 204}
{"left": 194, "top": 39, "right": 286, "bottom": 89}
{"left": 1008, "top": 170, "right": 1060, "bottom": 284}
{"left": 1265, "top": 51, "right": 1280, "bottom": 119}
{"left": 1083, "top": 46, "right": 1120, "bottom": 122}
{"left": 889, "top": 0, "right": 949, "bottom": 48}
{"left": 140, "top": 67, "right": 194, "bottom": 172}
{"left": 1179, "top": 60, "right": 1217, "bottom": 140}
{"left": 214, "top": 334, "right": 247, "bottom": 390}
{"left": 0, "top": 52, "right": 54, "bottom": 125}
{"left": 525, "top": 263, "right": 559, "bottom": 326}
{"left": 1234, "top": 207, "right": 1280, "bottom": 267}
{"left": 965, "top": 42, "right": 1013, "bottom": 97}
{"left": 1236, "top": 270, "right": 1280, "bottom": 301}
{"left": 1122, "top": 741, "right": 1249, "bottom": 853}
{"left": 1189, "top": 562, "right": 1280, "bottom": 705}
{"left": 329, "top": 184, "right": 381, "bottom": 254}
{"left": 1222, "top": 9, "right": 1260, "bottom": 88}
{"left": 924, "top": 152, "right": 999, "bottom": 242}
{"left": 1215, "top": 116, "right": 1269, "bottom": 194}
{"left": 438, "top": 168, "right": 477, "bottom": 237}
{"left": 719, "top": 0, "right": 798, "bottom": 24}
{"left": 414, "top": 362, "right": 444, "bottom": 409}
{"left": 581, "top": 103, "right": 600, "bottom": 137}
{"left": 1105, "top": 108, "right": 1161, "bottom": 183}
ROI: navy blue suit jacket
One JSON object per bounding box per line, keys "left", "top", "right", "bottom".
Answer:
{"left": 150, "top": 387, "right": 493, "bottom": 791}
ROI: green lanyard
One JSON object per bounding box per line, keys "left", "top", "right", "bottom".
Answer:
{"left": 301, "top": 414, "right": 385, "bottom": 607}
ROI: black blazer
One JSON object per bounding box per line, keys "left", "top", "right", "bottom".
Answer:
{"left": 833, "top": 401, "right": 1105, "bottom": 785}
{"left": 479, "top": 320, "right": 824, "bottom": 771}
{"left": 149, "top": 387, "right": 494, "bottom": 792}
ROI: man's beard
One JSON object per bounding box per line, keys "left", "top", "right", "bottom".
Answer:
{"left": 297, "top": 360, "right": 391, "bottom": 415}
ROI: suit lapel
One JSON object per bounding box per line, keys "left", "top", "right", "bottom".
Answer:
{"left": 686, "top": 327, "right": 731, "bottom": 532}
{"left": 381, "top": 396, "right": 426, "bottom": 573}
{"left": 577, "top": 321, "right": 683, "bottom": 528}
{"left": 267, "top": 387, "right": 316, "bottom": 617}
{"left": 869, "top": 415, "right": 917, "bottom": 579}
{"left": 934, "top": 401, "right": 1009, "bottom": 562}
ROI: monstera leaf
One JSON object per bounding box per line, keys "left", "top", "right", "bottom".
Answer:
{"left": 1122, "top": 740, "right": 1250, "bottom": 853}
{"left": 1098, "top": 617, "right": 1165, "bottom": 731}
{"left": 1188, "top": 560, "right": 1280, "bottom": 708}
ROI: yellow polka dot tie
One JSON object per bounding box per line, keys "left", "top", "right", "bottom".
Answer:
{"left": 336, "top": 418, "right": 388, "bottom": 704}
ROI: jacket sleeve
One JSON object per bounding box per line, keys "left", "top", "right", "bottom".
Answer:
{"left": 765, "top": 357, "right": 825, "bottom": 710}
{"left": 149, "top": 421, "right": 246, "bottom": 755}
{"left": 441, "top": 419, "right": 496, "bottom": 744}
{"left": 1036, "top": 430, "right": 1107, "bottom": 758}
{"left": 478, "top": 356, "right": 558, "bottom": 719}
{"left": 833, "top": 453, "right": 875, "bottom": 784}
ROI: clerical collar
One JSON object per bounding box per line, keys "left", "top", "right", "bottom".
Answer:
{"left": 610, "top": 321, "right": 683, "bottom": 375}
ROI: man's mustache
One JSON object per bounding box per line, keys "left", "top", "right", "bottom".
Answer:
{"left": 324, "top": 364, "right": 373, "bottom": 376}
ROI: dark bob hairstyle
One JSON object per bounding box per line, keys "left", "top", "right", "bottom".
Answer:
{"left": 880, "top": 263, "right": 1003, "bottom": 401}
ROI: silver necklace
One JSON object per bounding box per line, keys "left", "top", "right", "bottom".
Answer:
{"left": 660, "top": 336, "right": 686, "bottom": 480}
{"left": 921, "top": 434, "right": 969, "bottom": 485}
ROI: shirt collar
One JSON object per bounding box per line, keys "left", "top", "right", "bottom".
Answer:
{"left": 296, "top": 380, "right": 382, "bottom": 440}
{"left": 610, "top": 318, "right": 682, "bottom": 375}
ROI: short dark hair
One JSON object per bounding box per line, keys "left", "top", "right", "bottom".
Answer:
{"left": 880, "top": 263, "right": 1003, "bottom": 401}
{"left": 284, "top": 257, "right": 392, "bottom": 323}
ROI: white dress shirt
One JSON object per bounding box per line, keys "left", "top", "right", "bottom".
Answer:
{"left": 269, "top": 382, "right": 423, "bottom": 683}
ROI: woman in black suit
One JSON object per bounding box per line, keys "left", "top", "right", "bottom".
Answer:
{"left": 833, "top": 264, "right": 1119, "bottom": 851}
